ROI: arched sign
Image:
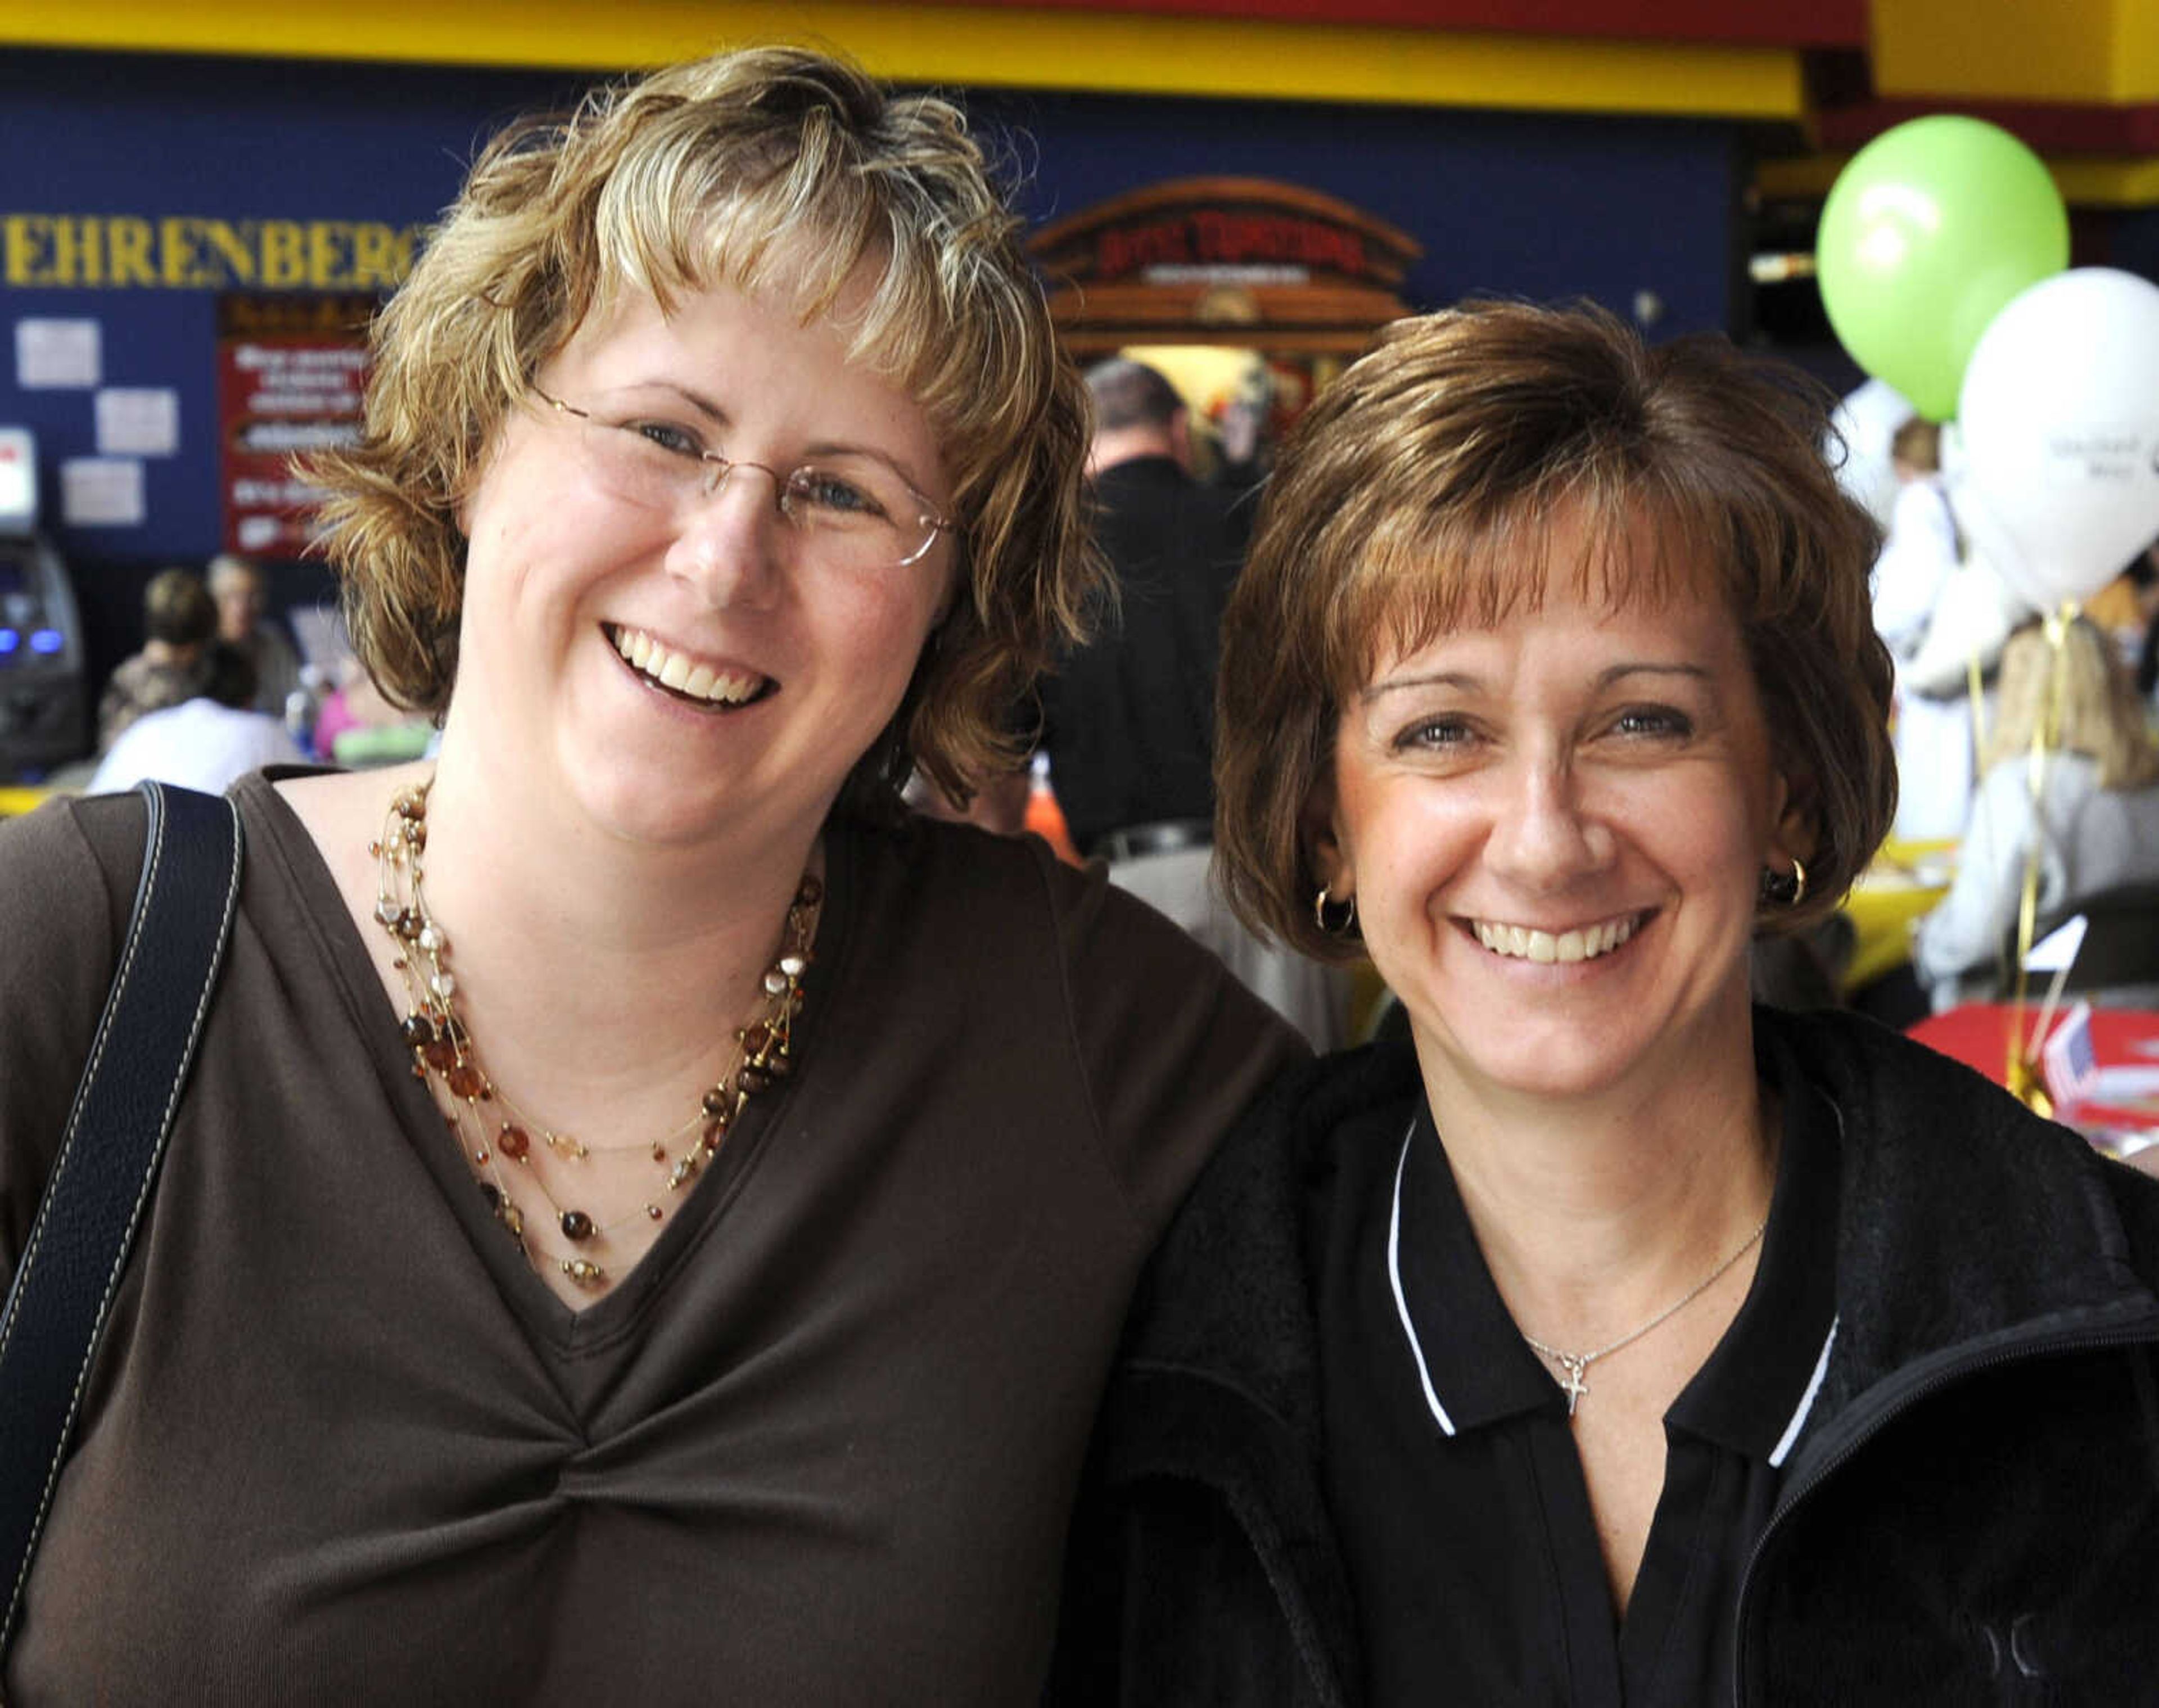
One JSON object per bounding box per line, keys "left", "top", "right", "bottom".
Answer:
{"left": 1027, "top": 176, "right": 1423, "bottom": 356}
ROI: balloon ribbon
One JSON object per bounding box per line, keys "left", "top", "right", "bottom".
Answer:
{"left": 2006, "top": 602, "right": 2077, "bottom": 1113}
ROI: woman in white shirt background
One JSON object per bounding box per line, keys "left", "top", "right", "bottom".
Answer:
{"left": 1871, "top": 415, "right": 2030, "bottom": 842}
{"left": 1913, "top": 612, "right": 2159, "bottom": 1009}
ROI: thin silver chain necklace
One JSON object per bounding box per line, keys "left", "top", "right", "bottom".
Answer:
{"left": 1520, "top": 1217, "right": 1768, "bottom": 1416}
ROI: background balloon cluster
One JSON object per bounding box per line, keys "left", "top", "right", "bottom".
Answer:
{"left": 1817, "top": 115, "right": 2159, "bottom": 612}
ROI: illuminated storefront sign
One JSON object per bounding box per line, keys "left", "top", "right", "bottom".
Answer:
{"left": 1029, "top": 177, "right": 1422, "bottom": 356}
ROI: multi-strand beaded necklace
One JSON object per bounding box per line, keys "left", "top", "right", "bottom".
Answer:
{"left": 371, "top": 778, "right": 819, "bottom": 1287}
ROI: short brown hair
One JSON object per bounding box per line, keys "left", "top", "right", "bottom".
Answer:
{"left": 1889, "top": 414, "right": 1941, "bottom": 473}
{"left": 1085, "top": 358, "right": 1185, "bottom": 432}
{"left": 308, "top": 46, "right": 1096, "bottom": 814}
{"left": 1215, "top": 299, "right": 1896, "bottom": 961}
{"left": 143, "top": 568, "right": 216, "bottom": 648}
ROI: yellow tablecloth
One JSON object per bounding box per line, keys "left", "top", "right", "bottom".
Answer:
{"left": 1840, "top": 837, "right": 1957, "bottom": 991}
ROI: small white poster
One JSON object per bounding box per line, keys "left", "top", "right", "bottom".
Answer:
{"left": 61, "top": 457, "right": 146, "bottom": 527}
{"left": 16, "top": 318, "right": 101, "bottom": 389}
{"left": 0, "top": 429, "right": 35, "bottom": 527}
{"left": 96, "top": 387, "right": 180, "bottom": 457}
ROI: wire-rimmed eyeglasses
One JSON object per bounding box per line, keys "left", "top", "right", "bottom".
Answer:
{"left": 532, "top": 385, "right": 955, "bottom": 572}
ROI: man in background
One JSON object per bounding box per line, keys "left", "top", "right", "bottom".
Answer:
{"left": 1041, "top": 356, "right": 1348, "bottom": 1047}
{"left": 91, "top": 638, "right": 303, "bottom": 795}
{"left": 96, "top": 567, "right": 216, "bottom": 753}
{"left": 209, "top": 552, "right": 302, "bottom": 718}
{"left": 1042, "top": 358, "right": 1247, "bottom": 864}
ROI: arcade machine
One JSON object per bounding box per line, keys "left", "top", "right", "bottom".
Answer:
{"left": 0, "top": 427, "right": 88, "bottom": 782}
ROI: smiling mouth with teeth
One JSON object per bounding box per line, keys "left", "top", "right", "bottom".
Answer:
{"left": 1471, "top": 912, "right": 1645, "bottom": 965}
{"left": 607, "top": 625, "right": 772, "bottom": 709}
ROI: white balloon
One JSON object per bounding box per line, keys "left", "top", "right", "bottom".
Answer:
{"left": 1955, "top": 266, "right": 2159, "bottom": 611}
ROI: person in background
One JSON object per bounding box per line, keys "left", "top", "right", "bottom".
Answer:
{"left": 1208, "top": 356, "right": 1276, "bottom": 502}
{"left": 1870, "top": 416, "right": 1957, "bottom": 655}
{"left": 208, "top": 552, "right": 303, "bottom": 717}
{"left": 88, "top": 638, "right": 304, "bottom": 795}
{"left": 306, "top": 652, "right": 437, "bottom": 768}
{"left": 2128, "top": 540, "right": 2159, "bottom": 701}
{"left": 1039, "top": 356, "right": 1244, "bottom": 860}
{"left": 94, "top": 566, "right": 215, "bottom": 752}
{"left": 1912, "top": 614, "right": 2159, "bottom": 1010}
{"left": 1, "top": 47, "right": 1301, "bottom": 1702}
{"left": 2085, "top": 539, "right": 2159, "bottom": 686}
{"left": 1827, "top": 375, "right": 1910, "bottom": 532}
{"left": 1053, "top": 302, "right": 2159, "bottom": 1705}
{"left": 1040, "top": 356, "right": 1349, "bottom": 1047}
{"left": 1872, "top": 415, "right": 2003, "bottom": 841}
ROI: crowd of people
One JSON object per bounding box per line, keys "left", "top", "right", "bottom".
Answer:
{"left": 79, "top": 552, "right": 434, "bottom": 792}
{"left": 4, "top": 40, "right": 2158, "bottom": 1706}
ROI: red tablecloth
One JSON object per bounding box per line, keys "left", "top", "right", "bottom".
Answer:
{"left": 1908, "top": 1003, "right": 2159, "bottom": 1160}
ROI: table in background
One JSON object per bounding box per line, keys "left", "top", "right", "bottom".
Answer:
{"left": 1840, "top": 836, "right": 1956, "bottom": 992}
{"left": 1908, "top": 1001, "right": 2159, "bottom": 1174}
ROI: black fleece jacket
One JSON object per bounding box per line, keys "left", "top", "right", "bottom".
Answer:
{"left": 1048, "top": 1008, "right": 2159, "bottom": 1707}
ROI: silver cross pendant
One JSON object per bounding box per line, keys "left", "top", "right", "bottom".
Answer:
{"left": 1553, "top": 1354, "right": 1591, "bottom": 1416}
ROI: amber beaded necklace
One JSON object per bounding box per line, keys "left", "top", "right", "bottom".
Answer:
{"left": 372, "top": 777, "right": 819, "bottom": 1287}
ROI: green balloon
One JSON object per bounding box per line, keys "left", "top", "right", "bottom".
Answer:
{"left": 1817, "top": 115, "right": 2067, "bottom": 422}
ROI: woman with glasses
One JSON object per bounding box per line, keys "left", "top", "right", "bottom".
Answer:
{"left": 1051, "top": 302, "right": 2159, "bottom": 1705}
{"left": 0, "top": 49, "right": 1300, "bottom": 1701}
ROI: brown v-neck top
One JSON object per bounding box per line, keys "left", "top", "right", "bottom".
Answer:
{"left": 0, "top": 772, "right": 1302, "bottom": 1705}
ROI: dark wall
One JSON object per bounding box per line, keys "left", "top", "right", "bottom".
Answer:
{"left": 969, "top": 85, "right": 1740, "bottom": 329}
{"left": 0, "top": 51, "right": 593, "bottom": 702}
{"left": 0, "top": 48, "right": 1744, "bottom": 701}
{"left": 2108, "top": 206, "right": 2159, "bottom": 283}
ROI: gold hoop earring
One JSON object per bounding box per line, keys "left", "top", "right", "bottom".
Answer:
{"left": 1761, "top": 857, "right": 1809, "bottom": 908}
{"left": 1315, "top": 885, "right": 1358, "bottom": 937}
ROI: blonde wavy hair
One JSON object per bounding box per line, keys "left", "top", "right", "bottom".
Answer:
{"left": 307, "top": 46, "right": 1097, "bottom": 814}
{"left": 1216, "top": 300, "right": 1896, "bottom": 961}
{"left": 1983, "top": 617, "right": 2159, "bottom": 790}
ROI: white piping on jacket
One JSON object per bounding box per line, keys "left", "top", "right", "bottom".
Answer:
{"left": 1389, "top": 1120, "right": 1457, "bottom": 1438}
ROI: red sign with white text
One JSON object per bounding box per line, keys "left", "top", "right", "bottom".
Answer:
{"left": 216, "top": 293, "right": 377, "bottom": 558}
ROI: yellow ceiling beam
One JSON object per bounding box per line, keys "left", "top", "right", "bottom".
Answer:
{"left": 1757, "top": 151, "right": 2159, "bottom": 210}
{"left": 1871, "top": 0, "right": 2159, "bottom": 105}
{"left": 2123, "top": 1, "right": 2159, "bottom": 104}
{"left": 0, "top": 1, "right": 1806, "bottom": 119}
{"left": 2046, "top": 153, "right": 2159, "bottom": 202}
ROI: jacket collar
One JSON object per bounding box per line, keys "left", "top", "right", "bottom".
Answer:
{"left": 1113, "top": 1011, "right": 2159, "bottom": 1442}
{"left": 1091, "top": 1012, "right": 2159, "bottom": 1695}
{"left": 1090, "top": 453, "right": 1191, "bottom": 493}
{"left": 1388, "top": 1052, "right": 1844, "bottom": 1458}
{"left": 1758, "top": 1008, "right": 2159, "bottom": 1451}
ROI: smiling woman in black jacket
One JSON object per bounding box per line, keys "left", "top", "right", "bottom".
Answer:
{"left": 1052, "top": 302, "right": 2159, "bottom": 1707}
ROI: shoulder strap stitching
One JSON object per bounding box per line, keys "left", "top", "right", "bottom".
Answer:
{"left": 0, "top": 789, "right": 169, "bottom": 1368}
{"left": 1, "top": 787, "right": 241, "bottom": 1648}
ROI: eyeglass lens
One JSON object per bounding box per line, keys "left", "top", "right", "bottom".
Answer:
{"left": 554, "top": 399, "right": 943, "bottom": 569}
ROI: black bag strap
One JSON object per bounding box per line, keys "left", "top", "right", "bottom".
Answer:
{"left": 0, "top": 780, "right": 243, "bottom": 1656}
